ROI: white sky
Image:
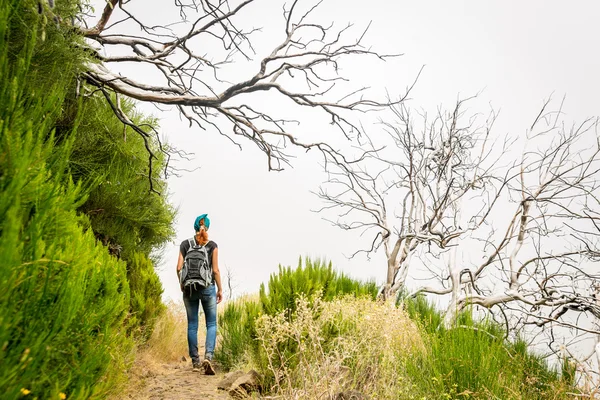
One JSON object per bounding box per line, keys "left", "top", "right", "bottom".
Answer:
{"left": 87, "top": 0, "right": 600, "bottom": 302}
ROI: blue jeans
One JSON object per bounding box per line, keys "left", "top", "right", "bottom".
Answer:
{"left": 183, "top": 284, "right": 217, "bottom": 364}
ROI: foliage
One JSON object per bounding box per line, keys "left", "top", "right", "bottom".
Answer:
{"left": 215, "top": 296, "right": 262, "bottom": 371}
{"left": 219, "top": 269, "right": 579, "bottom": 399}
{"left": 69, "top": 94, "right": 175, "bottom": 260}
{"left": 0, "top": 0, "right": 133, "bottom": 398}
{"left": 126, "top": 252, "right": 166, "bottom": 339}
{"left": 216, "top": 258, "right": 377, "bottom": 371}
{"left": 401, "top": 295, "right": 578, "bottom": 399}
{"left": 259, "top": 257, "right": 378, "bottom": 318}
{"left": 255, "top": 295, "right": 424, "bottom": 398}
{"left": 64, "top": 92, "right": 175, "bottom": 338}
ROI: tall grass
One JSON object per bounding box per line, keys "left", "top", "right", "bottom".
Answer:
{"left": 139, "top": 300, "right": 188, "bottom": 363}
{"left": 255, "top": 295, "right": 424, "bottom": 398}
{"left": 110, "top": 301, "right": 189, "bottom": 399}
{"left": 216, "top": 263, "right": 580, "bottom": 399}
{"left": 216, "top": 295, "right": 262, "bottom": 370}
{"left": 402, "top": 295, "right": 577, "bottom": 399}
{"left": 215, "top": 257, "right": 377, "bottom": 370}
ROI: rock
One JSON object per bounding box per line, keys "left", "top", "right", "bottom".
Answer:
{"left": 227, "top": 370, "right": 262, "bottom": 398}
{"left": 229, "top": 385, "right": 249, "bottom": 399}
{"left": 217, "top": 370, "right": 245, "bottom": 390}
{"left": 181, "top": 356, "right": 187, "bottom": 362}
{"left": 335, "top": 390, "right": 369, "bottom": 400}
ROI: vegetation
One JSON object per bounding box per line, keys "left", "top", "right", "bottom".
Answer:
{"left": 0, "top": 0, "right": 174, "bottom": 398}
{"left": 216, "top": 258, "right": 378, "bottom": 370}
{"left": 217, "top": 261, "right": 580, "bottom": 399}
{"left": 259, "top": 257, "right": 378, "bottom": 317}
{"left": 0, "top": 1, "right": 588, "bottom": 398}
{"left": 402, "top": 296, "right": 576, "bottom": 399}
{"left": 69, "top": 95, "right": 174, "bottom": 260}
{"left": 69, "top": 93, "right": 175, "bottom": 338}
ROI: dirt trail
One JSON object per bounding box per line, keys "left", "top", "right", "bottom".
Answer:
{"left": 122, "top": 359, "right": 230, "bottom": 400}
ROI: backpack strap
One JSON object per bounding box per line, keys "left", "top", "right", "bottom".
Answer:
{"left": 202, "top": 244, "right": 210, "bottom": 268}
{"left": 188, "top": 237, "right": 195, "bottom": 249}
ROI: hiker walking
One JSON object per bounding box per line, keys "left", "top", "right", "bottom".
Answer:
{"left": 177, "top": 214, "right": 223, "bottom": 374}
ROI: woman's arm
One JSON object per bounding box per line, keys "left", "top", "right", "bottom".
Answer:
{"left": 176, "top": 251, "right": 184, "bottom": 291}
{"left": 212, "top": 247, "right": 223, "bottom": 303}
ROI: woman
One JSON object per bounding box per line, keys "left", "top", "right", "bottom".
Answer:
{"left": 176, "top": 214, "right": 223, "bottom": 374}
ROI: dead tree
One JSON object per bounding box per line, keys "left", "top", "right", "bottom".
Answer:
{"left": 318, "top": 97, "right": 600, "bottom": 383}
{"left": 76, "top": 0, "right": 403, "bottom": 191}
{"left": 317, "top": 97, "right": 508, "bottom": 300}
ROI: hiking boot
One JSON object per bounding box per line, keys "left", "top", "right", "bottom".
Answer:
{"left": 202, "top": 359, "right": 215, "bottom": 375}
{"left": 192, "top": 362, "right": 201, "bottom": 372}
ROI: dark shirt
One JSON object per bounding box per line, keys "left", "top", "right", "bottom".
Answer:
{"left": 180, "top": 238, "right": 218, "bottom": 267}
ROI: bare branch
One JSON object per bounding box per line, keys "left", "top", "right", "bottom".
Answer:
{"left": 80, "top": 0, "right": 402, "bottom": 175}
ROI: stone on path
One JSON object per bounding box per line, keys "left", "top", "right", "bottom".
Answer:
{"left": 226, "top": 370, "right": 262, "bottom": 399}
{"left": 217, "top": 370, "right": 245, "bottom": 390}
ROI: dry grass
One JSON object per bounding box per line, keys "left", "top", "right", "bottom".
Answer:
{"left": 118, "top": 294, "right": 255, "bottom": 384}
{"left": 255, "top": 295, "right": 425, "bottom": 399}
{"left": 108, "top": 301, "right": 189, "bottom": 399}
{"left": 142, "top": 300, "right": 189, "bottom": 363}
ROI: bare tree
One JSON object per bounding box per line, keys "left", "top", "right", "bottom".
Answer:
{"left": 318, "top": 97, "right": 600, "bottom": 383}
{"left": 74, "top": 0, "right": 404, "bottom": 191}
{"left": 318, "top": 97, "right": 509, "bottom": 300}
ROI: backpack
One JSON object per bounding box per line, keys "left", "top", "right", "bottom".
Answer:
{"left": 180, "top": 238, "right": 213, "bottom": 290}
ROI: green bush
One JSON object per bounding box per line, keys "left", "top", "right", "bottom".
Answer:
{"left": 70, "top": 94, "right": 175, "bottom": 260}
{"left": 218, "top": 263, "right": 577, "bottom": 399}
{"left": 216, "top": 257, "right": 377, "bottom": 371}
{"left": 126, "top": 252, "right": 166, "bottom": 340}
{"left": 259, "top": 257, "right": 378, "bottom": 318}
{"left": 65, "top": 87, "right": 175, "bottom": 342}
{"left": 0, "top": 1, "right": 134, "bottom": 397}
{"left": 401, "top": 296, "right": 578, "bottom": 399}
{"left": 215, "top": 297, "right": 262, "bottom": 371}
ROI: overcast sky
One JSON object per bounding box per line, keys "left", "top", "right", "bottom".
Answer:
{"left": 88, "top": 0, "right": 600, "bottom": 302}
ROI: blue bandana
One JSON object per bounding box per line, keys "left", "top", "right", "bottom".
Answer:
{"left": 194, "top": 214, "right": 210, "bottom": 231}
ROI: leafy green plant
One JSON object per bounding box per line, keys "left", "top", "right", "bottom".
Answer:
{"left": 0, "top": 1, "right": 134, "bottom": 398}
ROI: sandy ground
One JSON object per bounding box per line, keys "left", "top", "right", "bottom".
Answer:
{"left": 121, "top": 358, "right": 230, "bottom": 400}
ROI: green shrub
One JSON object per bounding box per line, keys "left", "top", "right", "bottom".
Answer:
{"left": 126, "top": 252, "right": 166, "bottom": 340}
{"left": 216, "top": 257, "right": 377, "bottom": 371}
{"left": 65, "top": 92, "right": 175, "bottom": 340}
{"left": 70, "top": 94, "right": 175, "bottom": 260}
{"left": 259, "top": 257, "right": 378, "bottom": 318}
{"left": 401, "top": 296, "right": 578, "bottom": 399}
{"left": 0, "top": 1, "right": 134, "bottom": 397}
{"left": 215, "top": 296, "right": 262, "bottom": 371}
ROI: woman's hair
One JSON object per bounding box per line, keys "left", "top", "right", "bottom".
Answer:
{"left": 195, "top": 229, "right": 209, "bottom": 244}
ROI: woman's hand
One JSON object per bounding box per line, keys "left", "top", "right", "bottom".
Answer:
{"left": 216, "top": 289, "right": 223, "bottom": 304}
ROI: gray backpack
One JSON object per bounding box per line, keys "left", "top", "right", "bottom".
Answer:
{"left": 180, "top": 239, "right": 212, "bottom": 290}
